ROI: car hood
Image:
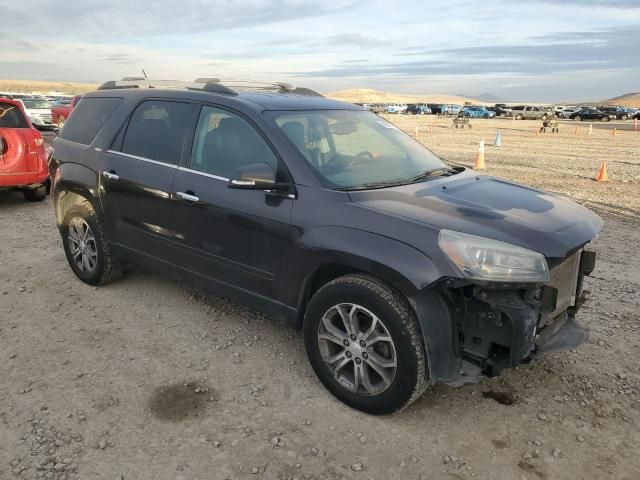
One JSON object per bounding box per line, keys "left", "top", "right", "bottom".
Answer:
{"left": 348, "top": 170, "right": 603, "bottom": 262}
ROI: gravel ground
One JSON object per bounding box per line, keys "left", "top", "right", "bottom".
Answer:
{"left": 1, "top": 120, "right": 639, "bottom": 480}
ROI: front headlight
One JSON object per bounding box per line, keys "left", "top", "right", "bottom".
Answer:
{"left": 438, "top": 229, "right": 550, "bottom": 282}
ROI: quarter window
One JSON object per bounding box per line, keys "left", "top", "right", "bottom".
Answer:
{"left": 59, "top": 97, "right": 122, "bottom": 145}
{"left": 121, "top": 100, "right": 192, "bottom": 165}
{"left": 190, "top": 106, "right": 278, "bottom": 179}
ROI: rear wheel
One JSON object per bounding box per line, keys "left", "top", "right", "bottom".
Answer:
{"left": 61, "top": 202, "right": 124, "bottom": 285}
{"left": 22, "top": 186, "right": 47, "bottom": 202}
{"left": 304, "top": 274, "right": 428, "bottom": 415}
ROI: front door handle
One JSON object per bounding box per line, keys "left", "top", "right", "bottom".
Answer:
{"left": 102, "top": 170, "right": 119, "bottom": 181}
{"left": 176, "top": 191, "right": 200, "bottom": 202}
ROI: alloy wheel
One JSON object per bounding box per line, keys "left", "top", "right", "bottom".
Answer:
{"left": 67, "top": 217, "right": 98, "bottom": 273}
{"left": 317, "top": 303, "right": 397, "bottom": 396}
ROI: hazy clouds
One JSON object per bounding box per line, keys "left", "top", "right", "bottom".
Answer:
{"left": 1, "top": 0, "right": 638, "bottom": 101}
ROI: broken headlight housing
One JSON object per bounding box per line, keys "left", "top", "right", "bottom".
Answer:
{"left": 438, "top": 230, "right": 550, "bottom": 282}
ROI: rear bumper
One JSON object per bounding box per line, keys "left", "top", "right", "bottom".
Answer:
{"left": 0, "top": 172, "right": 49, "bottom": 187}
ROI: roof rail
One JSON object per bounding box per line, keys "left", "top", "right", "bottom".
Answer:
{"left": 97, "top": 77, "right": 323, "bottom": 97}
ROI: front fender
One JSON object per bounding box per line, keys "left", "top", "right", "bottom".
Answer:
{"left": 294, "top": 226, "right": 445, "bottom": 300}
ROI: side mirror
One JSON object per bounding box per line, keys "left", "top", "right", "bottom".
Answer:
{"left": 228, "top": 162, "right": 289, "bottom": 191}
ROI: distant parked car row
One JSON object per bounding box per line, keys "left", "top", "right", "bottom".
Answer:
{"left": 357, "top": 100, "right": 639, "bottom": 121}
{"left": 0, "top": 92, "right": 82, "bottom": 130}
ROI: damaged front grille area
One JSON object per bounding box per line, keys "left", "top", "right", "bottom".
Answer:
{"left": 441, "top": 249, "right": 596, "bottom": 378}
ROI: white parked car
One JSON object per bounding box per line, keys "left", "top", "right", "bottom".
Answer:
{"left": 18, "top": 98, "right": 54, "bottom": 129}
{"left": 386, "top": 104, "right": 407, "bottom": 114}
{"left": 559, "top": 106, "right": 582, "bottom": 119}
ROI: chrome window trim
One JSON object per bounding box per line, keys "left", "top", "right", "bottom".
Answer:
{"left": 106, "top": 150, "right": 178, "bottom": 169}
{"left": 177, "top": 166, "right": 229, "bottom": 182}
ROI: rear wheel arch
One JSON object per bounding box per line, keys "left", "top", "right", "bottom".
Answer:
{"left": 55, "top": 188, "right": 103, "bottom": 229}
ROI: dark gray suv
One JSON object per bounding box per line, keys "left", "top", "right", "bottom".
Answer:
{"left": 49, "top": 79, "right": 602, "bottom": 414}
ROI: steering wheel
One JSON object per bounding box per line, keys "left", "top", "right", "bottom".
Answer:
{"left": 324, "top": 150, "right": 375, "bottom": 173}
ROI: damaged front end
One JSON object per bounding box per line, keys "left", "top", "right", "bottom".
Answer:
{"left": 411, "top": 230, "right": 598, "bottom": 386}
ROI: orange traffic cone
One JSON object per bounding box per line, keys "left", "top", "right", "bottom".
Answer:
{"left": 611, "top": 128, "right": 616, "bottom": 136}
{"left": 596, "top": 161, "right": 608, "bottom": 182}
{"left": 474, "top": 139, "right": 486, "bottom": 170}
{"left": 587, "top": 124, "right": 593, "bottom": 135}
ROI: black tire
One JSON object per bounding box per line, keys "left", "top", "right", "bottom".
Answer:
{"left": 621, "top": 114, "right": 628, "bottom": 120}
{"left": 23, "top": 186, "right": 47, "bottom": 202}
{"left": 601, "top": 116, "right": 610, "bottom": 122}
{"left": 483, "top": 113, "right": 489, "bottom": 119}
{"left": 515, "top": 114, "right": 523, "bottom": 120}
{"left": 574, "top": 116, "right": 582, "bottom": 122}
{"left": 304, "top": 274, "right": 428, "bottom": 415}
{"left": 61, "top": 202, "right": 124, "bottom": 285}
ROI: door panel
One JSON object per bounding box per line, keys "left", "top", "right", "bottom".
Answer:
{"left": 172, "top": 169, "right": 292, "bottom": 299}
{"left": 99, "top": 99, "right": 193, "bottom": 261}
{"left": 171, "top": 104, "right": 293, "bottom": 301}
{"left": 100, "top": 151, "right": 180, "bottom": 259}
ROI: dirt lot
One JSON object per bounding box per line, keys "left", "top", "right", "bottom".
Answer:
{"left": 1, "top": 118, "right": 639, "bottom": 480}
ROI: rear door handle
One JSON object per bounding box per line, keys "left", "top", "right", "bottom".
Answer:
{"left": 102, "top": 170, "right": 119, "bottom": 181}
{"left": 176, "top": 191, "right": 200, "bottom": 202}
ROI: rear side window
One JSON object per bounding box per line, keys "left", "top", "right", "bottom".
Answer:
{"left": 60, "top": 97, "right": 122, "bottom": 145}
{"left": 0, "top": 102, "right": 29, "bottom": 128}
{"left": 120, "top": 100, "right": 192, "bottom": 165}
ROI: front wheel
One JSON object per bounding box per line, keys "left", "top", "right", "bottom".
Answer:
{"left": 61, "top": 202, "right": 125, "bottom": 285}
{"left": 304, "top": 274, "right": 428, "bottom": 415}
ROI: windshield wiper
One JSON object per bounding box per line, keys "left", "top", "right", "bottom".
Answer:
{"left": 338, "top": 167, "right": 460, "bottom": 191}
{"left": 404, "top": 167, "right": 457, "bottom": 183}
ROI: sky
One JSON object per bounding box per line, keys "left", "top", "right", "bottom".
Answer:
{"left": 1, "top": 0, "right": 639, "bottom": 102}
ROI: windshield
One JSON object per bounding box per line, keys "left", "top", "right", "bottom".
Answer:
{"left": 270, "top": 110, "right": 446, "bottom": 190}
{"left": 23, "top": 99, "right": 52, "bottom": 109}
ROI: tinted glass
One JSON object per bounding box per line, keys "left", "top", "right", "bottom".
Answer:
{"left": 60, "top": 97, "right": 122, "bottom": 145}
{"left": 190, "top": 105, "right": 278, "bottom": 179}
{"left": 121, "top": 100, "right": 192, "bottom": 165}
{"left": 272, "top": 110, "right": 445, "bottom": 190}
{"left": 0, "top": 102, "right": 29, "bottom": 128}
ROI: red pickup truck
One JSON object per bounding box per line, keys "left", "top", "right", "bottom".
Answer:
{"left": 51, "top": 95, "right": 82, "bottom": 129}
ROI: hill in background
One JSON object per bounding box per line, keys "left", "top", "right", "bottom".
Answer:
{"left": 460, "top": 92, "right": 511, "bottom": 103}
{"left": 0, "top": 79, "right": 98, "bottom": 95}
{"left": 601, "top": 92, "right": 640, "bottom": 108}
{"left": 325, "top": 88, "right": 480, "bottom": 105}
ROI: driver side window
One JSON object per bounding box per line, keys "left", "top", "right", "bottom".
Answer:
{"left": 190, "top": 106, "right": 278, "bottom": 179}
